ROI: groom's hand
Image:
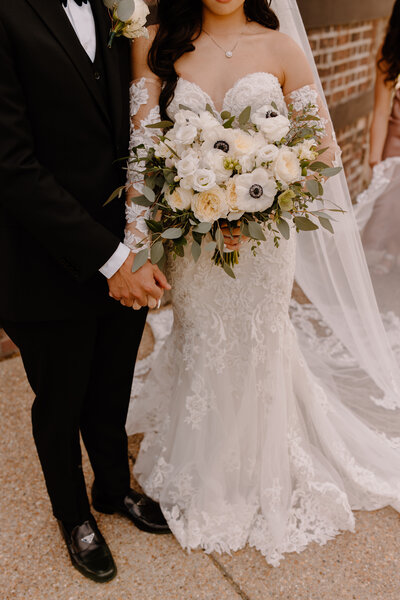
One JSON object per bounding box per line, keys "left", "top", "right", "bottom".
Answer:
{"left": 107, "top": 254, "right": 171, "bottom": 308}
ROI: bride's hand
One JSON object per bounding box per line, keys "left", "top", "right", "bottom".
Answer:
{"left": 220, "top": 223, "right": 248, "bottom": 251}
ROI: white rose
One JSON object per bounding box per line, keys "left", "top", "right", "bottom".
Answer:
{"left": 297, "top": 139, "right": 318, "bottom": 161}
{"left": 172, "top": 124, "right": 198, "bottom": 145}
{"left": 192, "top": 187, "right": 228, "bottom": 223}
{"left": 179, "top": 175, "right": 194, "bottom": 190}
{"left": 238, "top": 153, "right": 256, "bottom": 173}
{"left": 232, "top": 130, "right": 257, "bottom": 157}
{"left": 117, "top": 0, "right": 149, "bottom": 24}
{"left": 176, "top": 150, "right": 199, "bottom": 179}
{"left": 255, "top": 143, "right": 279, "bottom": 167}
{"left": 192, "top": 168, "right": 217, "bottom": 192}
{"left": 165, "top": 187, "right": 193, "bottom": 211}
{"left": 201, "top": 149, "right": 233, "bottom": 183}
{"left": 174, "top": 110, "right": 201, "bottom": 129}
{"left": 234, "top": 168, "right": 277, "bottom": 213}
{"left": 252, "top": 105, "right": 290, "bottom": 142}
{"left": 273, "top": 148, "right": 302, "bottom": 185}
{"left": 198, "top": 111, "right": 221, "bottom": 138}
{"left": 225, "top": 180, "right": 245, "bottom": 221}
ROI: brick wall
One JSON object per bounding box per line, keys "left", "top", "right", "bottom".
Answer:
{"left": 307, "top": 18, "right": 388, "bottom": 199}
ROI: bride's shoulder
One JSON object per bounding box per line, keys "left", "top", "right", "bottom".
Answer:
{"left": 261, "top": 29, "right": 302, "bottom": 57}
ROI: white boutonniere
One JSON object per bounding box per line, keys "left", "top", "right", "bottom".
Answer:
{"left": 104, "top": 0, "right": 149, "bottom": 48}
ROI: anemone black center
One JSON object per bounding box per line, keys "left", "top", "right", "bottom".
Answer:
{"left": 249, "top": 184, "right": 264, "bottom": 199}
{"left": 265, "top": 110, "right": 278, "bottom": 119}
{"left": 214, "top": 140, "right": 230, "bottom": 153}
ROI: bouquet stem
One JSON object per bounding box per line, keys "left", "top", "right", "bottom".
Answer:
{"left": 213, "top": 250, "right": 240, "bottom": 267}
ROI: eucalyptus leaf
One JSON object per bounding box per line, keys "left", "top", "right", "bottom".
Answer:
{"left": 103, "top": 185, "right": 125, "bottom": 206}
{"left": 131, "top": 248, "right": 149, "bottom": 273}
{"left": 318, "top": 216, "right": 334, "bottom": 234}
{"left": 238, "top": 106, "right": 251, "bottom": 128}
{"left": 220, "top": 111, "right": 231, "bottom": 120}
{"left": 276, "top": 218, "right": 290, "bottom": 240}
{"left": 193, "top": 222, "right": 212, "bottom": 234}
{"left": 161, "top": 227, "right": 183, "bottom": 240}
{"left": 294, "top": 216, "right": 319, "bottom": 231}
{"left": 311, "top": 210, "right": 335, "bottom": 221}
{"left": 174, "top": 244, "right": 185, "bottom": 257}
{"left": 248, "top": 221, "right": 267, "bottom": 241}
{"left": 215, "top": 228, "right": 225, "bottom": 252}
{"left": 222, "top": 262, "right": 236, "bottom": 279}
{"left": 205, "top": 241, "right": 217, "bottom": 253}
{"left": 206, "top": 103, "right": 215, "bottom": 116}
{"left": 306, "top": 179, "right": 320, "bottom": 198}
{"left": 145, "top": 220, "right": 163, "bottom": 233}
{"left": 146, "top": 120, "right": 174, "bottom": 129}
{"left": 142, "top": 186, "right": 156, "bottom": 203}
{"left": 240, "top": 222, "right": 250, "bottom": 238}
{"left": 223, "top": 116, "right": 235, "bottom": 129}
{"left": 150, "top": 240, "right": 165, "bottom": 264}
{"left": 133, "top": 196, "right": 152, "bottom": 207}
{"left": 179, "top": 104, "right": 197, "bottom": 113}
{"left": 191, "top": 241, "right": 202, "bottom": 263}
{"left": 104, "top": 0, "right": 117, "bottom": 8}
{"left": 309, "top": 161, "right": 329, "bottom": 172}
{"left": 116, "top": 0, "right": 135, "bottom": 21}
{"left": 320, "top": 167, "right": 342, "bottom": 178}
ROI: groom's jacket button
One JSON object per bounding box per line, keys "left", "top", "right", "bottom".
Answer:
{"left": 94, "top": 72, "right": 101, "bottom": 80}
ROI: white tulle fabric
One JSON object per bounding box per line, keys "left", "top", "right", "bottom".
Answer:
{"left": 355, "top": 158, "right": 400, "bottom": 317}
{"left": 127, "top": 73, "right": 400, "bottom": 566}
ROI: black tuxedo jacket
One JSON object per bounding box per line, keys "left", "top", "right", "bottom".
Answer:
{"left": 0, "top": 0, "right": 131, "bottom": 321}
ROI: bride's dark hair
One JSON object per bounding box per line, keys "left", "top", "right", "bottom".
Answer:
{"left": 148, "top": 0, "right": 280, "bottom": 120}
{"left": 379, "top": 0, "right": 400, "bottom": 83}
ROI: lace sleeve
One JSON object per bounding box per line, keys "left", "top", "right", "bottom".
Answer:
{"left": 125, "top": 76, "right": 163, "bottom": 253}
{"left": 284, "top": 84, "right": 341, "bottom": 168}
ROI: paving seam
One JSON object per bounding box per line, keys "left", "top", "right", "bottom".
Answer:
{"left": 208, "top": 554, "right": 251, "bottom": 600}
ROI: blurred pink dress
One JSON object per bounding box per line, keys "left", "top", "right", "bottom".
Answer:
{"left": 356, "top": 87, "right": 400, "bottom": 314}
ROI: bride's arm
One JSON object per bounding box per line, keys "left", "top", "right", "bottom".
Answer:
{"left": 125, "top": 33, "right": 163, "bottom": 254}
{"left": 118, "top": 33, "right": 171, "bottom": 308}
{"left": 281, "top": 36, "right": 341, "bottom": 168}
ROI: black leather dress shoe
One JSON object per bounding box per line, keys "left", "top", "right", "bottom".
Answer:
{"left": 58, "top": 517, "right": 117, "bottom": 583}
{"left": 92, "top": 486, "right": 170, "bottom": 535}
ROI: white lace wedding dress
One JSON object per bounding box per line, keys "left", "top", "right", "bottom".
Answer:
{"left": 126, "top": 73, "right": 400, "bottom": 567}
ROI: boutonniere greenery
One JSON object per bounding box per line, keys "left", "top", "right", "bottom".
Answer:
{"left": 104, "top": 0, "right": 150, "bottom": 48}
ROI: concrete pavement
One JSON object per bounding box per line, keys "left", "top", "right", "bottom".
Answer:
{"left": 1, "top": 350, "right": 400, "bottom": 600}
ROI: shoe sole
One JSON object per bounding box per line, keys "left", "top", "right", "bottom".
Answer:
{"left": 92, "top": 502, "right": 171, "bottom": 535}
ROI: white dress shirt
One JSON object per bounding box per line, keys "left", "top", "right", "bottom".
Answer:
{"left": 63, "top": 0, "right": 130, "bottom": 279}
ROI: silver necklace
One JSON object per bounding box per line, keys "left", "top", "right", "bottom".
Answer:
{"left": 203, "top": 29, "right": 243, "bottom": 59}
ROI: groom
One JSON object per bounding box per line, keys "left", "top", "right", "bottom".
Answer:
{"left": 0, "top": 0, "right": 170, "bottom": 583}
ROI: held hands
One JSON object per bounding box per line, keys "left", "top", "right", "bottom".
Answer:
{"left": 107, "top": 253, "right": 171, "bottom": 310}
{"left": 220, "top": 223, "right": 248, "bottom": 251}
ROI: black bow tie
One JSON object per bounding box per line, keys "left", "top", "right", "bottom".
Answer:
{"left": 61, "top": 0, "right": 88, "bottom": 7}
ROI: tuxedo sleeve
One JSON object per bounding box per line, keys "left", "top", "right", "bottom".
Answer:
{"left": 0, "top": 19, "right": 121, "bottom": 283}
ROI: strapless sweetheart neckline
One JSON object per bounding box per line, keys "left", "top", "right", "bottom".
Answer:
{"left": 176, "top": 71, "right": 283, "bottom": 113}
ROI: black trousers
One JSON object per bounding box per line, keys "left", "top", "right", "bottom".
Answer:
{"left": 3, "top": 308, "right": 147, "bottom": 523}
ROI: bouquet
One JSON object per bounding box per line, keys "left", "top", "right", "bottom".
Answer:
{"left": 123, "top": 99, "right": 342, "bottom": 278}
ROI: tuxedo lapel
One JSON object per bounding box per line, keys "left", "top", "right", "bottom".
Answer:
{"left": 25, "top": 0, "right": 111, "bottom": 128}
{"left": 91, "top": 0, "right": 124, "bottom": 147}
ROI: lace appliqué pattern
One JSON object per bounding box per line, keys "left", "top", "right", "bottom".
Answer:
{"left": 127, "top": 73, "right": 400, "bottom": 567}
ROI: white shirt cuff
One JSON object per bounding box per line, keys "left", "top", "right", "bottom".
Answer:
{"left": 99, "top": 243, "right": 131, "bottom": 279}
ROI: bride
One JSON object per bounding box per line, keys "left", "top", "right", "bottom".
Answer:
{"left": 124, "top": 0, "right": 400, "bottom": 566}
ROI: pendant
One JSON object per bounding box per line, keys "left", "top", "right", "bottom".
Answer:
{"left": 225, "top": 51, "right": 233, "bottom": 58}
